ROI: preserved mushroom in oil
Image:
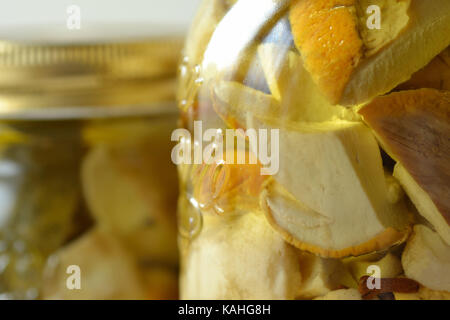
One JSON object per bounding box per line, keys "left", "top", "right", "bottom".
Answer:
{"left": 176, "top": 0, "right": 450, "bottom": 300}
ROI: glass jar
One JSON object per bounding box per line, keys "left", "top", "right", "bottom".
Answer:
{"left": 0, "top": 29, "right": 182, "bottom": 300}
{"left": 177, "top": 0, "right": 450, "bottom": 300}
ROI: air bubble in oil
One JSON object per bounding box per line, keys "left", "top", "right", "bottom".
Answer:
{"left": 178, "top": 196, "right": 203, "bottom": 240}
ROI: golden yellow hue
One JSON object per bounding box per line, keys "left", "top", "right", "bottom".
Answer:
{"left": 42, "top": 229, "right": 147, "bottom": 300}
{"left": 297, "top": 253, "right": 354, "bottom": 298}
{"left": 314, "top": 289, "right": 362, "bottom": 300}
{"left": 192, "top": 150, "right": 267, "bottom": 216}
{"left": 177, "top": 0, "right": 450, "bottom": 301}
{"left": 397, "top": 47, "right": 450, "bottom": 91}
{"left": 347, "top": 253, "right": 403, "bottom": 282}
{"left": 394, "top": 164, "right": 450, "bottom": 246}
{"left": 402, "top": 225, "right": 450, "bottom": 292}
{"left": 360, "top": 89, "right": 450, "bottom": 245}
{"left": 290, "top": 0, "right": 362, "bottom": 104}
{"left": 356, "top": 0, "right": 411, "bottom": 57}
{"left": 257, "top": 43, "right": 353, "bottom": 122}
{"left": 180, "top": 212, "right": 303, "bottom": 300}
{"left": 81, "top": 141, "right": 178, "bottom": 265}
{"left": 290, "top": 0, "right": 450, "bottom": 105}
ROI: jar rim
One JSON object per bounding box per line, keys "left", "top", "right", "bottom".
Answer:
{"left": 0, "top": 24, "right": 182, "bottom": 118}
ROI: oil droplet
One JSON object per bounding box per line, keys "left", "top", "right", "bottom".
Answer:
{"left": 179, "top": 56, "right": 190, "bottom": 75}
{"left": 178, "top": 196, "right": 203, "bottom": 240}
{"left": 194, "top": 77, "right": 204, "bottom": 86}
{"left": 179, "top": 99, "right": 188, "bottom": 109}
{"left": 194, "top": 64, "right": 202, "bottom": 75}
{"left": 179, "top": 65, "right": 188, "bottom": 77}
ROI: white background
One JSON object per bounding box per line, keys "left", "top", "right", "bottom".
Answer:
{"left": 0, "top": 0, "right": 202, "bottom": 39}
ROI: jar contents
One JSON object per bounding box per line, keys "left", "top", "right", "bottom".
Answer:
{"left": 0, "top": 116, "right": 179, "bottom": 299}
{"left": 176, "top": 0, "right": 450, "bottom": 300}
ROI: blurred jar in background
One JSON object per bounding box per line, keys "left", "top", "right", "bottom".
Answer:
{"left": 0, "top": 26, "right": 181, "bottom": 300}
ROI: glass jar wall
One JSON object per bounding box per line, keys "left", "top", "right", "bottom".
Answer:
{"left": 177, "top": 0, "right": 450, "bottom": 300}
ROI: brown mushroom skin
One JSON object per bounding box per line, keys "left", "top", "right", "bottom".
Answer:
{"left": 359, "top": 88, "right": 450, "bottom": 225}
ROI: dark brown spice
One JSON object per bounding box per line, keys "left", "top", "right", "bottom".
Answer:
{"left": 358, "top": 276, "right": 420, "bottom": 300}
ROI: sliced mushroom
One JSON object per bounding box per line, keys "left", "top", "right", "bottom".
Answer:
{"left": 359, "top": 89, "right": 450, "bottom": 245}
{"left": 289, "top": 0, "right": 450, "bottom": 105}
{"left": 180, "top": 212, "right": 302, "bottom": 299}
{"left": 402, "top": 225, "right": 450, "bottom": 292}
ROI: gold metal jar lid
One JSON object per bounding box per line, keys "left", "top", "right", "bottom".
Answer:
{"left": 0, "top": 25, "right": 184, "bottom": 119}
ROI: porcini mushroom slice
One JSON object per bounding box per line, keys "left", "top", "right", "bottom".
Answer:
{"left": 415, "top": 287, "right": 450, "bottom": 300}
{"left": 297, "top": 252, "right": 354, "bottom": 299}
{"left": 396, "top": 47, "right": 450, "bottom": 91}
{"left": 212, "top": 78, "right": 354, "bottom": 134}
{"left": 394, "top": 286, "right": 450, "bottom": 300}
{"left": 212, "top": 80, "right": 281, "bottom": 130}
{"left": 262, "top": 173, "right": 409, "bottom": 258}
{"left": 359, "top": 89, "right": 450, "bottom": 245}
{"left": 402, "top": 225, "right": 450, "bottom": 292}
{"left": 42, "top": 229, "right": 146, "bottom": 300}
{"left": 213, "top": 80, "right": 411, "bottom": 258}
{"left": 394, "top": 164, "right": 450, "bottom": 246}
{"left": 269, "top": 120, "right": 412, "bottom": 256}
{"left": 314, "top": 289, "right": 362, "bottom": 300}
{"left": 81, "top": 145, "right": 178, "bottom": 265}
{"left": 180, "top": 212, "right": 302, "bottom": 300}
{"left": 257, "top": 43, "right": 353, "bottom": 122}
{"left": 290, "top": 0, "right": 450, "bottom": 105}
{"left": 346, "top": 253, "right": 403, "bottom": 282}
